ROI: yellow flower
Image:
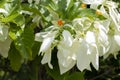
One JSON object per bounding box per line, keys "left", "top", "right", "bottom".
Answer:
{"left": 81, "top": 3, "right": 87, "bottom": 8}
{"left": 96, "top": 10, "right": 103, "bottom": 15}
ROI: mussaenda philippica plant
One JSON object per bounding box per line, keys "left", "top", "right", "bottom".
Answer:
{"left": 0, "top": 0, "right": 120, "bottom": 80}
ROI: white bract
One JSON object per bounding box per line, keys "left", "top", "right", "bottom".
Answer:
{"left": 35, "top": 0, "right": 120, "bottom": 74}
{"left": 0, "top": 8, "right": 8, "bottom": 14}
{"left": 104, "top": 35, "right": 120, "bottom": 59}
{"left": 57, "top": 30, "right": 77, "bottom": 74}
{"left": 72, "top": 17, "right": 92, "bottom": 32}
{"left": 0, "top": 22, "right": 9, "bottom": 41}
{"left": 0, "top": 37, "right": 12, "bottom": 58}
{"left": 82, "top": 0, "right": 104, "bottom": 4}
{"left": 0, "top": 22, "right": 11, "bottom": 57}
{"left": 93, "top": 20, "right": 110, "bottom": 56}
{"left": 35, "top": 27, "right": 59, "bottom": 69}
{"left": 76, "top": 31, "right": 99, "bottom": 71}
{"left": 102, "top": 1, "right": 120, "bottom": 32}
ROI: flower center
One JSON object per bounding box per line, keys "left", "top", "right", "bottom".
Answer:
{"left": 81, "top": 3, "right": 86, "bottom": 8}
{"left": 57, "top": 20, "right": 64, "bottom": 26}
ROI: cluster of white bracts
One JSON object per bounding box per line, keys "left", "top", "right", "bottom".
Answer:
{"left": 35, "top": 0, "right": 120, "bottom": 74}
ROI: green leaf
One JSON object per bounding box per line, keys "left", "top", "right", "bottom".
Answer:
{"left": 58, "top": 0, "right": 67, "bottom": 18}
{"left": 65, "top": 2, "right": 81, "bottom": 20}
{"left": 58, "top": 0, "right": 67, "bottom": 12}
{"left": 66, "top": 72, "right": 84, "bottom": 80}
{"left": 4, "top": 0, "right": 21, "bottom": 16}
{"left": 21, "top": 3, "right": 47, "bottom": 22}
{"left": 13, "top": 14, "right": 25, "bottom": 26}
{"left": 8, "top": 42, "right": 22, "bottom": 71}
{"left": 15, "top": 27, "right": 34, "bottom": 60}
{"left": 28, "top": 56, "right": 42, "bottom": 80}
{"left": 1, "top": 0, "right": 25, "bottom": 26}
{"left": 65, "top": 0, "right": 74, "bottom": 12}
{"left": 41, "top": 0, "right": 58, "bottom": 10}
{"left": 46, "top": 65, "right": 69, "bottom": 80}
{"left": 21, "top": 3, "right": 42, "bottom": 16}
{"left": 9, "top": 23, "right": 21, "bottom": 40}
{"left": 79, "top": 9, "right": 96, "bottom": 19}
{"left": 32, "top": 41, "right": 41, "bottom": 59}
{"left": 2, "top": 12, "right": 19, "bottom": 22}
{"left": 44, "top": 6, "right": 59, "bottom": 20}
{"left": 0, "top": 0, "right": 6, "bottom": 8}
{"left": 79, "top": 8, "right": 106, "bottom": 20}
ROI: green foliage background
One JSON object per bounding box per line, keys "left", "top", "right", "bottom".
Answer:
{"left": 0, "top": 0, "right": 120, "bottom": 80}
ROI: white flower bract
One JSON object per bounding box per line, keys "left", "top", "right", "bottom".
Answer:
{"left": 35, "top": 0, "right": 120, "bottom": 75}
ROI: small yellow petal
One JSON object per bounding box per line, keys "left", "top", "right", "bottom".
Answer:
{"left": 96, "top": 10, "right": 102, "bottom": 15}
{"left": 81, "top": 3, "right": 87, "bottom": 8}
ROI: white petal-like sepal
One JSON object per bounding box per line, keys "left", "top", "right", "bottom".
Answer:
{"left": 86, "top": 31, "right": 96, "bottom": 44}
{"left": 77, "top": 40, "right": 91, "bottom": 71}
{"left": 62, "top": 30, "right": 73, "bottom": 47}
{"left": 0, "top": 37, "right": 12, "bottom": 58}
{"left": 114, "top": 36, "right": 120, "bottom": 46}
{"left": 82, "top": 0, "right": 104, "bottom": 4}
{"left": 0, "top": 8, "right": 8, "bottom": 14}
{"left": 0, "top": 23, "right": 9, "bottom": 41}
{"left": 41, "top": 48, "right": 53, "bottom": 69}
{"left": 57, "top": 50, "right": 76, "bottom": 74}
{"left": 40, "top": 37, "right": 54, "bottom": 54}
